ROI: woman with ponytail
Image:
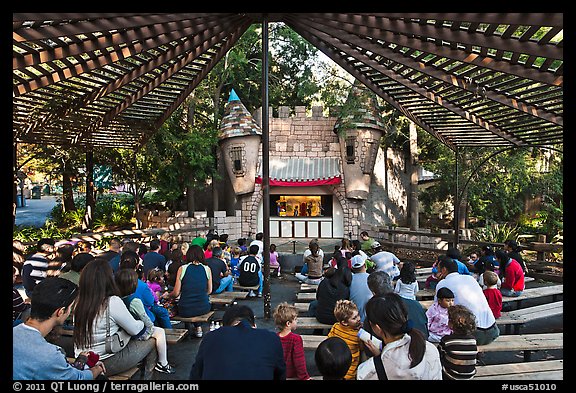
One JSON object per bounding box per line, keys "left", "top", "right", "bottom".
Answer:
{"left": 357, "top": 293, "right": 442, "bottom": 380}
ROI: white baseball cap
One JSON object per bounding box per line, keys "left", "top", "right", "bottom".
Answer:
{"left": 351, "top": 255, "right": 366, "bottom": 268}
{"left": 371, "top": 241, "right": 381, "bottom": 249}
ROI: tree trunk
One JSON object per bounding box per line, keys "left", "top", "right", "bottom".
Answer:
{"left": 186, "top": 184, "right": 195, "bottom": 218}
{"left": 62, "top": 159, "right": 75, "bottom": 213}
{"left": 81, "top": 150, "right": 95, "bottom": 232}
{"left": 409, "top": 122, "right": 419, "bottom": 230}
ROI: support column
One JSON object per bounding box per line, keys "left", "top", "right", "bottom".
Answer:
{"left": 261, "top": 16, "right": 271, "bottom": 319}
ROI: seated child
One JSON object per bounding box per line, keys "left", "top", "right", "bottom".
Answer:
{"left": 145, "top": 268, "right": 172, "bottom": 328}
{"left": 424, "top": 259, "right": 441, "bottom": 290}
{"left": 229, "top": 246, "right": 242, "bottom": 280}
{"left": 269, "top": 244, "right": 281, "bottom": 277}
{"left": 477, "top": 261, "right": 501, "bottom": 289}
{"left": 438, "top": 304, "right": 478, "bottom": 380}
{"left": 426, "top": 287, "right": 455, "bottom": 343}
{"left": 315, "top": 337, "right": 352, "bottom": 380}
{"left": 115, "top": 269, "right": 175, "bottom": 374}
{"left": 482, "top": 270, "right": 503, "bottom": 319}
{"left": 147, "top": 268, "right": 167, "bottom": 302}
{"left": 273, "top": 302, "right": 311, "bottom": 380}
{"left": 394, "top": 261, "right": 419, "bottom": 300}
{"left": 327, "top": 299, "right": 362, "bottom": 380}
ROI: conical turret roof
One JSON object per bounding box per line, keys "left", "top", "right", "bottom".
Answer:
{"left": 219, "top": 89, "right": 262, "bottom": 140}
{"left": 334, "top": 80, "right": 385, "bottom": 134}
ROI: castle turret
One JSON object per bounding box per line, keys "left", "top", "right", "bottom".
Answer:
{"left": 219, "top": 89, "right": 262, "bottom": 195}
{"left": 334, "top": 80, "right": 386, "bottom": 200}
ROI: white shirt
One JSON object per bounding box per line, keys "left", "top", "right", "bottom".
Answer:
{"left": 394, "top": 279, "right": 419, "bottom": 301}
{"left": 357, "top": 334, "right": 442, "bottom": 380}
{"left": 74, "top": 295, "right": 145, "bottom": 360}
{"left": 371, "top": 251, "right": 400, "bottom": 278}
{"left": 435, "top": 272, "right": 496, "bottom": 329}
{"left": 249, "top": 240, "right": 264, "bottom": 257}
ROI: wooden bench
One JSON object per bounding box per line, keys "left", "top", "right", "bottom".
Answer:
{"left": 211, "top": 291, "right": 249, "bottom": 300}
{"left": 498, "top": 301, "right": 563, "bottom": 334}
{"left": 475, "top": 359, "right": 563, "bottom": 380}
{"left": 416, "top": 288, "right": 435, "bottom": 300}
{"left": 165, "top": 328, "right": 189, "bottom": 344}
{"left": 296, "top": 292, "right": 316, "bottom": 302}
{"left": 233, "top": 283, "right": 260, "bottom": 292}
{"left": 294, "top": 317, "right": 333, "bottom": 332}
{"left": 502, "top": 284, "right": 563, "bottom": 310}
{"left": 479, "top": 332, "right": 563, "bottom": 361}
{"left": 300, "top": 332, "right": 563, "bottom": 359}
{"left": 66, "top": 357, "right": 141, "bottom": 380}
{"left": 295, "top": 302, "right": 310, "bottom": 314}
{"left": 109, "top": 366, "right": 142, "bottom": 380}
{"left": 299, "top": 283, "right": 319, "bottom": 292}
{"left": 171, "top": 311, "right": 215, "bottom": 335}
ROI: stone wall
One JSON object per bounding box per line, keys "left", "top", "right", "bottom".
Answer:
{"left": 138, "top": 209, "right": 242, "bottom": 242}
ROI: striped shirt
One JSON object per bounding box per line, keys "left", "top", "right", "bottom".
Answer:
{"left": 328, "top": 322, "right": 360, "bottom": 380}
{"left": 438, "top": 333, "right": 478, "bottom": 380}
{"left": 278, "top": 332, "right": 310, "bottom": 380}
{"left": 13, "top": 288, "right": 29, "bottom": 321}
{"left": 21, "top": 253, "right": 50, "bottom": 296}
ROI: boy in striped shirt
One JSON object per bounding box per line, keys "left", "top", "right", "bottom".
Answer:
{"left": 438, "top": 304, "right": 478, "bottom": 380}
{"left": 327, "top": 300, "right": 362, "bottom": 380}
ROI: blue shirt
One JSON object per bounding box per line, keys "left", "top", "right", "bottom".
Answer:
{"left": 349, "top": 272, "right": 372, "bottom": 322}
{"left": 109, "top": 254, "right": 120, "bottom": 273}
{"left": 134, "top": 279, "right": 156, "bottom": 322}
{"left": 142, "top": 252, "right": 166, "bottom": 278}
{"left": 455, "top": 260, "right": 472, "bottom": 275}
{"left": 13, "top": 324, "right": 93, "bottom": 380}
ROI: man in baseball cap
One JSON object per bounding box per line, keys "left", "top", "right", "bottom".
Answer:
{"left": 350, "top": 254, "right": 371, "bottom": 322}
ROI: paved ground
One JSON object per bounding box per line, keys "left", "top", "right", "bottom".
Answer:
{"left": 15, "top": 195, "right": 59, "bottom": 228}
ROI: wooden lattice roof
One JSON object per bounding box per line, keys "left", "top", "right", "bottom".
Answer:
{"left": 13, "top": 13, "right": 563, "bottom": 151}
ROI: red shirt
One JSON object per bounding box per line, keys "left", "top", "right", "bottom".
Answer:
{"left": 278, "top": 331, "right": 310, "bottom": 380}
{"left": 501, "top": 259, "right": 525, "bottom": 292}
{"left": 483, "top": 287, "right": 502, "bottom": 319}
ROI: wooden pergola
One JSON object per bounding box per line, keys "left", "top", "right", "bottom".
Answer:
{"left": 13, "top": 13, "right": 562, "bottom": 150}
{"left": 13, "top": 13, "right": 563, "bottom": 318}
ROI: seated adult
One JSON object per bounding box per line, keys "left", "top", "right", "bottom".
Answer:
{"left": 189, "top": 305, "right": 286, "bottom": 380}
{"left": 475, "top": 245, "right": 498, "bottom": 275}
{"left": 166, "top": 245, "right": 212, "bottom": 338}
{"left": 357, "top": 293, "right": 442, "bottom": 380}
{"left": 21, "top": 238, "right": 55, "bottom": 298}
{"left": 495, "top": 249, "right": 525, "bottom": 297}
{"left": 108, "top": 240, "right": 140, "bottom": 274}
{"left": 365, "top": 270, "right": 428, "bottom": 340}
{"left": 295, "top": 240, "right": 324, "bottom": 285}
{"left": 446, "top": 247, "right": 472, "bottom": 275}
{"left": 300, "top": 239, "right": 325, "bottom": 275}
{"left": 309, "top": 255, "right": 352, "bottom": 325}
{"left": 238, "top": 244, "right": 263, "bottom": 297}
{"left": 13, "top": 277, "right": 106, "bottom": 380}
{"left": 369, "top": 241, "right": 401, "bottom": 280}
{"left": 435, "top": 256, "right": 499, "bottom": 345}
{"left": 60, "top": 253, "right": 95, "bottom": 286}
{"left": 142, "top": 239, "right": 166, "bottom": 279}
{"left": 205, "top": 246, "right": 234, "bottom": 294}
{"left": 119, "top": 251, "right": 171, "bottom": 329}
{"left": 73, "top": 258, "right": 158, "bottom": 379}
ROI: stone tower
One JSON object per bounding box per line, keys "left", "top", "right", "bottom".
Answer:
{"left": 218, "top": 89, "right": 262, "bottom": 195}
{"left": 334, "top": 80, "right": 386, "bottom": 200}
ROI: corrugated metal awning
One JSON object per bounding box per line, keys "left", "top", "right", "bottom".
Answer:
{"left": 256, "top": 157, "right": 341, "bottom": 186}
